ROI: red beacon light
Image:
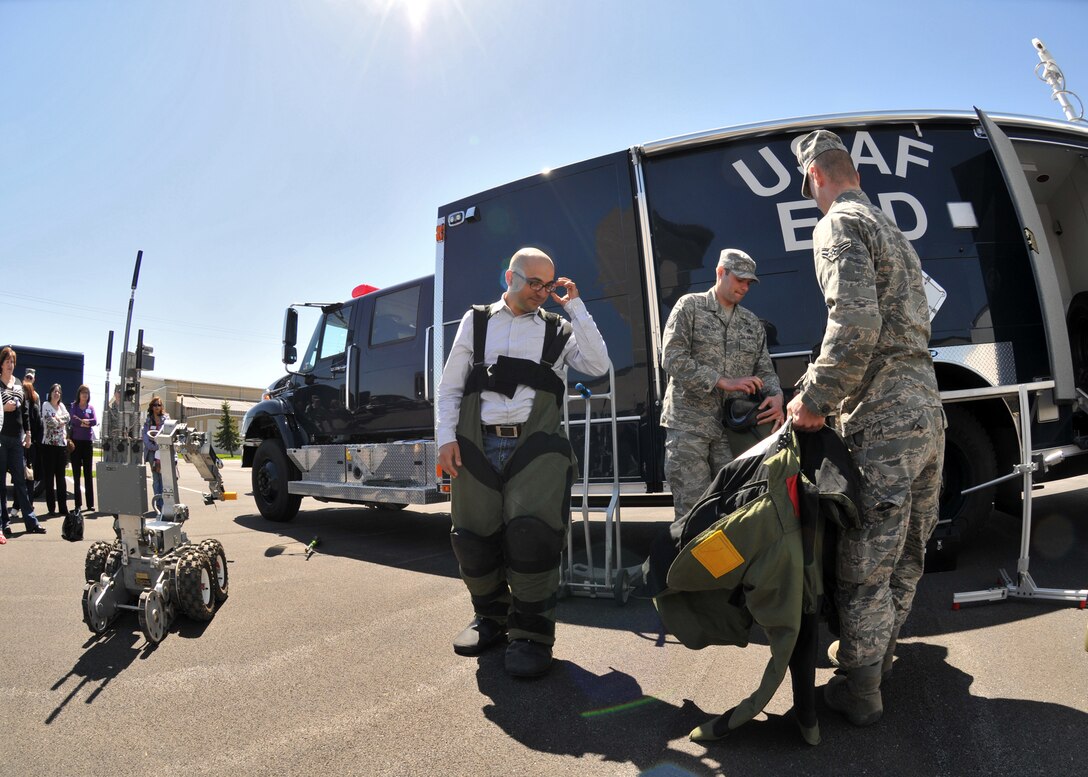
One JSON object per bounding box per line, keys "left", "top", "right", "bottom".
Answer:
{"left": 352, "top": 283, "right": 380, "bottom": 298}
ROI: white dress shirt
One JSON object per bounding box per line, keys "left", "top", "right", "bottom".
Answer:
{"left": 435, "top": 296, "right": 610, "bottom": 448}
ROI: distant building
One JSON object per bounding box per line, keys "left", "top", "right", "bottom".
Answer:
{"left": 136, "top": 376, "right": 262, "bottom": 439}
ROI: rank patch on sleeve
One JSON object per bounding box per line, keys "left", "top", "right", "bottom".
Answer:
{"left": 691, "top": 529, "right": 744, "bottom": 578}
{"left": 820, "top": 240, "right": 852, "bottom": 262}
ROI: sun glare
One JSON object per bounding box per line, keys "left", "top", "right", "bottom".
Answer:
{"left": 395, "top": 0, "right": 432, "bottom": 32}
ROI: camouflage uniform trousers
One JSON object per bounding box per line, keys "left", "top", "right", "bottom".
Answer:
{"left": 835, "top": 404, "right": 945, "bottom": 669}
{"left": 664, "top": 427, "right": 733, "bottom": 520}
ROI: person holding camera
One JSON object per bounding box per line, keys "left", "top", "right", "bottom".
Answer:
{"left": 660, "top": 249, "right": 784, "bottom": 521}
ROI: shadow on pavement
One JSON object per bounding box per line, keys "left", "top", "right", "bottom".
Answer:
{"left": 234, "top": 505, "right": 461, "bottom": 578}
{"left": 46, "top": 627, "right": 149, "bottom": 725}
{"left": 233, "top": 481, "right": 1087, "bottom": 642}
{"left": 473, "top": 640, "right": 1088, "bottom": 776}
{"left": 476, "top": 656, "right": 721, "bottom": 775}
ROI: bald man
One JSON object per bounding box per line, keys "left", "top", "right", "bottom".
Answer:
{"left": 436, "top": 247, "right": 609, "bottom": 678}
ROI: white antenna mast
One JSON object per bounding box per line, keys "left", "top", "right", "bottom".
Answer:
{"left": 1032, "top": 38, "right": 1084, "bottom": 122}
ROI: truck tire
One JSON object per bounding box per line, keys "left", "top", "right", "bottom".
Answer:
{"left": 252, "top": 439, "right": 301, "bottom": 523}
{"left": 1068, "top": 292, "right": 1088, "bottom": 391}
{"left": 940, "top": 405, "right": 998, "bottom": 534}
{"left": 85, "top": 540, "right": 113, "bottom": 583}
{"left": 176, "top": 548, "right": 215, "bottom": 622}
{"left": 198, "top": 539, "right": 229, "bottom": 603}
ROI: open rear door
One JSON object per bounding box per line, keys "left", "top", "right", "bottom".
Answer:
{"left": 976, "top": 107, "right": 1075, "bottom": 402}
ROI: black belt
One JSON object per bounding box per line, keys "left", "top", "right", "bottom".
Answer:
{"left": 482, "top": 424, "right": 522, "bottom": 438}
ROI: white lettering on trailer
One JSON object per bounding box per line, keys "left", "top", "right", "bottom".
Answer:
{"left": 877, "top": 192, "right": 928, "bottom": 240}
{"left": 736, "top": 131, "right": 939, "bottom": 252}
{"left": 896, "top": 136, "right": 934, "bottom": 178}
{"left": 850, "top": 131, "right": 892, "bottom": 175}
{"left": 777, "top": 200, "right": 821, "bottom": 251}
{"left": 777, "top": 192, "right": 928, "bottom": 250}
{"left": 732, "top": 147, "right": 792, "bottom": 197}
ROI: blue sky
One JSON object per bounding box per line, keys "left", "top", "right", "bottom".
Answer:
{"left": 3, "top": 0, "right": 1087, "bottom": 397}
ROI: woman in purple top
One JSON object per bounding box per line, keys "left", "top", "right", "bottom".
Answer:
{"left": 1, "top": 346, "right": 45, "bottom": 536}
{"left": 69, "top": 384, "right": 97, "bottom": 513}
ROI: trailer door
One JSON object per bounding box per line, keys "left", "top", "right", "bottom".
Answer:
{"left": 976, "top": 108, "right": 1075, "bottom": 401}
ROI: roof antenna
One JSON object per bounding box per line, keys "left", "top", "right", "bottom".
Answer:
{"left": 1032, "top": 38, "right": 1084, "bottom": 122}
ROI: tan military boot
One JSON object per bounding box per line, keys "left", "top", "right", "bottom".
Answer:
{"left": 827, "top": 635, "right": 896, "bottom": 678}
{"left": 824, "top": 661, "right": 884, "bottom": 727}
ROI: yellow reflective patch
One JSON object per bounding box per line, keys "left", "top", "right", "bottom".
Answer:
{"left": 691, "top": 530, "right": 744, "bottom": 578}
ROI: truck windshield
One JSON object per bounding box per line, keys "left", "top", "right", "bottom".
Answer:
{"left": 300, "top": 307, "right": 351, "bottom": 372}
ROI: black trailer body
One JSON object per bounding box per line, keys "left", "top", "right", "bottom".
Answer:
{"left": 435, "top": 110, "right": 1088, "bottom": 533}
{"left": 8, "top": 345, "right": 85, "bottom": 407}
{"left": 242, "top": 108, "right": 1088, "bottom": 532}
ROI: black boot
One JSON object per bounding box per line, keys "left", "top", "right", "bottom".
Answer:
{"left": 452, "top": 617, "right": 506, "bottom": 656}
{"left": 504, "top": 639, "right": 552, "bottom": 678}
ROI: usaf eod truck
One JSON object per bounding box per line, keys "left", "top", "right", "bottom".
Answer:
{"left": 242, "top": 108, "right": 1088, "bottom": 548}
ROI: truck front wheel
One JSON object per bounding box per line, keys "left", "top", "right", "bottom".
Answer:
{"left": 253, "top": 439, "right": 302, "bottom": 523}
{"left": 939, "top": 405, "right": 998, "bottom": 534}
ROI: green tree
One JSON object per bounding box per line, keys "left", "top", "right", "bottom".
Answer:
{"left": 214, "top": 400, "right": 241, "bottom": 456}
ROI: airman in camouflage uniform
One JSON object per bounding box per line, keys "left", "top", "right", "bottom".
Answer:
{"left": 787, "top": 130, "right": 945, "bottom": 727}
{"left": 661, "top": 249, "right": 784, "bottom": 520}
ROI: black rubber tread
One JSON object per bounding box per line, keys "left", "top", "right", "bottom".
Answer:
{"left": 940, "top": 405, "right": 998, "bottom": 534}
{"left": 252, "top": 438, "right": 302, "bottom": 523}
{"left": 176, "top": 549, "right": 215, "bottom": 621}
{"left": 198, "top": 539, "right": 229, "bottom": 603}
{"left": 84, "top": 541, "right": 113, "bottom": 583}
{"left": 104, "top": 541, "right": 123, "bottom": 576}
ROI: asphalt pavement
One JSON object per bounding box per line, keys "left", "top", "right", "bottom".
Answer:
{"left": 1, "top": 459, "right": 1086, "bottom": 776}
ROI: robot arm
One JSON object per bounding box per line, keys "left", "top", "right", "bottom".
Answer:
{"left": 155, "top": 420, "right": 229, "bottom": 520}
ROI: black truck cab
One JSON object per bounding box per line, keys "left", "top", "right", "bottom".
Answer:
{"left": 242, "top": 277, "right": 435, "bottom": 521}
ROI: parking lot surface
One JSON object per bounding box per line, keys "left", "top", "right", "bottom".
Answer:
{"left": 1, "top": 459, "right": 1086, "bottom": 776}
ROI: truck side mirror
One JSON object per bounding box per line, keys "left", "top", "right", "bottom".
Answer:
{"left": 283, "top": 308, "right": 298, "bottom": 365}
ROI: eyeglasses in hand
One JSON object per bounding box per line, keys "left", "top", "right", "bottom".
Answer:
{"left": 511, "top": 270, "right": 557, "bottom": 294}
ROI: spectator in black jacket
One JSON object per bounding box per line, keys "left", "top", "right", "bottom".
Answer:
{"left": 0, "top": 347, "right": 45, "bottom": 536}
{"left": 21, "top": 368, "right": 42, "bottom": 503}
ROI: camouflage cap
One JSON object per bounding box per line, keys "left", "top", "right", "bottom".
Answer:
{"left": 795, "top": 129, "right": 848, "bottom": 199}
{"left": 717, "top": 248, "right": 759, "bottom": 282}
{"left": 23, "top": 368, "right": 35, "bottom": 380}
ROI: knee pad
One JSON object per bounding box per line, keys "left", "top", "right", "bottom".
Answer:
{"left": 503, "top": 515, "right": 564, "bottom": 574}
{"left": 450, "top": 527, "right": 503, "bottom": 578}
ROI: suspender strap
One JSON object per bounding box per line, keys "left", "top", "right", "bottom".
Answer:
{"left": 471, "top": 304, "right": 491, "bottom": 367}
{"left": 539, "top": 311, "right": 572, "bottom": 368}
{"left": 462, "top": 305, "right": 572, "bottom": 403}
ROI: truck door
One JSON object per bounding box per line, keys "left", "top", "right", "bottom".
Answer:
{"left": 292, "top": 301, "right": 356, "bottom": 443}
{"left": 350, "top": 278, "right": 434, "bottom": 442}
{"left": 976, "top": 108, "right": 1076, "bottom": 402}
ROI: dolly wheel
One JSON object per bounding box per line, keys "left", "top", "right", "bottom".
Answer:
{"left": 177, "top": 549, "right": 216, "bottom": 621}
{"left": 613, "top": 569, "right": 631, "bottom": 607}
{"left": 82, "top": 582, "right": 112, "bottom": 634}
{"left": 198, "top": 539, "right": 229, "bottom": 603}
{"left": 139, "top": 590, "right": 168, "bottom": 643}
